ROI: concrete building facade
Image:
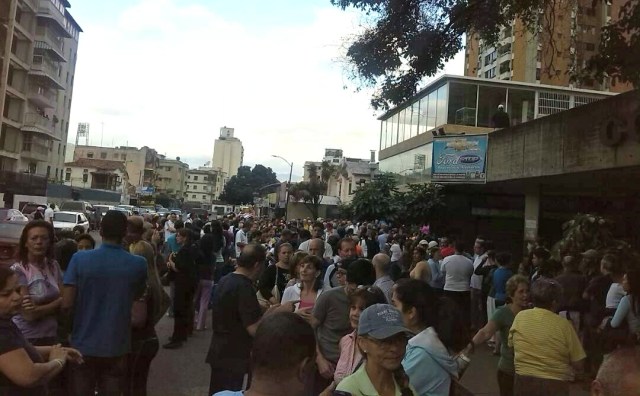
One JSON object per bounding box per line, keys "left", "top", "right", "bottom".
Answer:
{"left": 464, "top": 0, "right": 632, "bottom": 93}
{"left": 63, "top": 158, "right": 130, "bottom": 203}
{"left": 156, "top": 156, "right": 188, "bottom": 200}
{"left": 0, "top": 0, "right": 81, "bottom": 180}
{"left": 211, "top": 126, "right": 243, "bottom": 185}
{"left": 185, "top": 167, "right": 220, "bottom": 206}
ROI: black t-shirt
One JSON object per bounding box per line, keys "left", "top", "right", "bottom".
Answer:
{"left": 0, "top": 319, "right": 45, "bottom": 396}
{"left": 257, "top": 264, "right": 290, "bottom": 302}
{"left": 206, "top": 273, "right": 262, "bottom": 371}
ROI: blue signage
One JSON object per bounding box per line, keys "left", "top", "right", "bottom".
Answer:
{"left": 431, "top": 135, "right": 488, "bottom": 183}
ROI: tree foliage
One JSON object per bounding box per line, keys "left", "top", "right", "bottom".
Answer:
{"left": 349, "top": 173, "right": 445, "bottom": 224}
{"left": 332, "top": 0, "right": 639, "bottom": 110}
{"left": 289, "top": 164, "right": 327, "bottom": 220}
{"left": 219, "top": 165, "right": 279, "bottom": 205}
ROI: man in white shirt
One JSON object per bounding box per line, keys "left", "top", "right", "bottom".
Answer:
{"left": 164, "top": 213, "right": 177, "bottom": 242}
{"left": 470, "top": 236, "right": 488, "bottom": 330}
{"left": 235, "top": 222, "right": 250, "bottom": 257}
{"left": 322, "top": 238, "right": 356, "bottom": 291}
{"left": 44, "top": 204, "right": 55, "bottom": 224}
{"left": 441, "top": 241, "right": 474, "bottom": 330}
{"left": 298, "top": 221, "right": 333, "bottom": 259}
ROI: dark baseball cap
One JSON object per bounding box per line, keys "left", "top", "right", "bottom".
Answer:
{"left": 358, "top": 304, "right": 413, "bottom": 339}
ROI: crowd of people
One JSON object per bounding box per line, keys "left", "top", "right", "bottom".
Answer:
{"left": 0, "top": 211, "right": 639, "bottom": 396}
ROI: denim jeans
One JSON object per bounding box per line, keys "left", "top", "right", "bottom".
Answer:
{"left": 194, "top": 279, "right": 214, "bottom": 330}
{"left": 67, "top": 355, "right": 127, "bottom": 396}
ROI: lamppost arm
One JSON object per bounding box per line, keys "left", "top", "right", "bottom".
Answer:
{"left": 271, "top": 155, "right": 294, "bottom": 221}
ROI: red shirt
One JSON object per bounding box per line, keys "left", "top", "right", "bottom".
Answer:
{"left": 440, "top": 246, "right": 455, "bottom": 258}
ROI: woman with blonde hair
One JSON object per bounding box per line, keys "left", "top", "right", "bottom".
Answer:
{"left": 126, "top": 240, "right": 170, "bottom": 396}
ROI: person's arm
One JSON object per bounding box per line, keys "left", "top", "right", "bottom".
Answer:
{"left": 21, "top": 293, "right": 62, "bottom": 322}
{"left": 471, "top": 320, "right": 499, "bottom": 349}
{"left": 609, "top": 296, "right": 630, "bottom": 328}
{"left": 0, "top": 347, "right": 66, "bottom": 388}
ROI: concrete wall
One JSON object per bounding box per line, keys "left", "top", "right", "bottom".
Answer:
{"left": 487, "top": 90, "right": 640, "bottom": 182}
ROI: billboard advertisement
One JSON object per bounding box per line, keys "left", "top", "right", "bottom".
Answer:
{"left": 431, "top": 135, "right": 488, "bottom": 183}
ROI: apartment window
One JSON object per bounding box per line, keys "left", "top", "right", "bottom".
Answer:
{"left": 194, "top": 176, "right": 198, "bottom": 181}
{"left": 46, "top": 166, "right": 51, "bottom": 177}
{"left": 536, "top": 68, "right": 541, "bottom": 80}
{"left": 87, "top": 152, "right": 94, "bottom": 158}
{"left": 165, "top": 166, "right": 172, "bottom": 171}
{"left": 100, "top": 152, "right": 107, "bottom": 159}
{"left": 122, "top": 154, "right": 126, "bottom": 160}
{"left": 193, "top": 185, "right": 197, "bottom": 190}
{"left": 65, "top": 171, "right": 71, "bottom": 181}
{"left": 82, "top": 174, "right": 88, "bottom": 183}
{"left": 57, "top": 143, "right": 60, "bottom": 155}
{"left": 55, "top": 169, "right": 58, "bottom": 179}
{"left": 187, "top": 175, "right": 191, "bottom": 179}
{"left": 63, "top": 145, "right": 66, "bottom": 157}
{"left": 113, "top": 153, "right": 119, "bottom": 159}
{"left": 202, "top": 195, "right": 206, "bottom": 199}
{"left": 192, "top": 195, "right": 196, "bottom": 199}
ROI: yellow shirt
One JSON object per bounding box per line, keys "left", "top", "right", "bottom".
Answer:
{"left": 508, "top": 307, "right": 586, "bottom": 381}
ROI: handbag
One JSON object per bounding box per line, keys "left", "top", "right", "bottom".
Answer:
{"left": 256, "top": 266, "right": 280, "bottom": 307}
{"left": 131, "top": 295, "right": 148, "bottom": 329}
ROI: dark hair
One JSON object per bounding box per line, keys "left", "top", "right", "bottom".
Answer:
{"left": 299, "top": 255, "right": 324, "bottom": 291}
{"left": 394, "top": 279, "right": 468, "bottom": 352}
{"left": 337, "top": 237, "right": 356, "bottom": 252}
{"left": 312, "top": 221, "right": 324, "bottom": 230}
{"left": 299, "top": 229, "right": 312, "bottom": 240}
{"left": 532, "top": 247, "right": 551, "bottom": 261}
{"left": 346, "top": 258, "right": 375, "bottom": 286}
{"left": 626, "top": 270, "right": 640, "bottom": 317}
{"left": 75, "top": 233, "right": 96, "bottom": 249}
{"left": 222, "top": 222, "right": 230, "bottom": 231}
{"left": 101, "top": 210, "right": 128, "bottom": 241}
{"left": 18, "top": 220, "right": 55, "bottom": 265}
{"left": 454, "top": 241, "right": 466, "bottom": 253}
{"left": 0, "top": 266, "right": 16, "bottom": 290}
{"left": 236, "top": 243, "right": 267, "bottom": 269}
{"left": 250, "top": 312, "right": 316, "bottom": 378}
{"left": 176, "top": 228, "right": 192, "bottom": 243}
{"left": 531, "top": 278, "right": 563, "bottom": 309}
{"left": 349, "top": 286, "right": 387, "bottom": 307}
{"left": 54, "top": 238, "right": 78, "bottom": 272}
{"left": 413, "top": 246, "right": 427, "bottom": 261}
{"left": 174, "top": 220, "right": 185, "bottom": 230}
{"left": 602, "top": 254, "right": 622, "bottom": 275}
{"left": 496, "top": 252, "right": 511, "bottom": 267}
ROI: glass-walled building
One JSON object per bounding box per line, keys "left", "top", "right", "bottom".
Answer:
{"left": 378, "top": 75, "right": 614, "bottom": 183}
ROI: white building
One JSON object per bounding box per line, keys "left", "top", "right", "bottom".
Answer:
{"left": 211, "top": 126, "right": 243, "bottom": 185}
{"left": 184, "top": 167, "right": 222, "bottom": 205}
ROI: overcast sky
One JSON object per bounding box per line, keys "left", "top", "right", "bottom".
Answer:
{"left": 67, "top": 0, "right": 464, "bottom": 181}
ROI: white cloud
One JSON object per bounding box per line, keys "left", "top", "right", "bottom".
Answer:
{"left": 68, "top": 0, "right": 463, "bottom": 180}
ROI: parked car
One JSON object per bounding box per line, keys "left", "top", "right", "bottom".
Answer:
{"left": 0, "top": 221, "right": 26, "bottom": 267}
{"left": 0, "top": 209, "right": 28, "bottom": 222}
{"left": 59, "top": 201, "right": 97, "bottom": 230}
{"left": 52, "top": 211, "right": 90, "bottom": 234}
{"left": 20, "top": 202, "right": 47, "bottom": 220}
{"left": 113, "top": 207, "right": 133, "bottom": 217}
{"left": 93, "top": 205, "right": 115, "bottom": 216}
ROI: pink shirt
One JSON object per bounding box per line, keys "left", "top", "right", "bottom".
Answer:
{"left": 334, "top": 330, "right": 363, "bottom": 384}
{"left": 299, "top": 299, "right": 315, "bottom": 310}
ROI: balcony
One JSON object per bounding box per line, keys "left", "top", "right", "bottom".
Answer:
{"left": 34, "top": 26, "right": 66, "bottom": 62}
{"left": 28, "top": 86, "right": 56, "bottom": 108}
{"left": 21, "top": 138, "right": 50, "bottom": 162}
{"left": 21, "top": 0, "right": 39, "bottom": 12}
{"left": 36, "top": 0, "right": 70, "bottom": 37}
{"left": 21, "top": 112, "right": 59, "bottom": 140}
{"left": 29, "top": 56, "right": 64, "bottom": 89}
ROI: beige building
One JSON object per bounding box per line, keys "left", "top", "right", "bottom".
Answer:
{"left": 464, "top": 0, "right": 632, "bottom": 93}
{"left": 63, "top": 158, "right": 130, "bottom": 202}
{"left": 156, "top": 155, "right": 188, "bottom": 200}
{"left": 326, "top": 158, "right": 379, "bottom": 205}
{"left": 0, "top": 0, "right": 82, "bottom": 179}
{"left": 185, "top": 167, "right": 221, "bottom": 205}
{"left": 211, "top": 126, "right": 243, "bottom": 184}
{"left": 73, "top": 145, "right": 160, "bottom": 191}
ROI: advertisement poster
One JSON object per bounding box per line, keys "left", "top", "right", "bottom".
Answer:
{"left": 431, "top": 135, "right": 488, "bottom": 183}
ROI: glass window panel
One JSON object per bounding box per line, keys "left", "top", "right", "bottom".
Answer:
{"left": 390, "top": 113, "right": 398, "bottom": 146}
{"left": 411, "top": 101, "right": 420, "bottom": 137}
{"left": 378, "top": 143, "right": 434, "bottom": 185}
{"left": 398, "top": 109, "right": 406, "bottom": 143}
{"left": 506, "top": 88, "right": 535, "bottom": 126}
{"left": 419, "top": 97, "right": 428, "bottom": 135}
{"left": 427, "top": 91, "right": 437, "bottom": 131}
{"left": 436, "top": 84, "right": 448, "bottom": 127}
{"left": 477, "top": 85, "right": 508, "bottom": 127}
{"left": 448, "top": 83, "right": 478, "bottom": 126}
{"left": 380, "top": 121, "right": 387, "bottom": 150}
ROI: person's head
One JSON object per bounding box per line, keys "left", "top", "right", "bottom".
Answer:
{"left": 440, "top": 237, "right": 449, "bottom": 247}
{"left": 176, "top": 228, "right": 192, "bottom": 246}
{"left": 530, "top": 278, "right": 562, "bottom": 310}
{"left": 412, "top": 246, "right": 427, "bottom": 264}
{"left": 345, "top": 258, "right": 376, "bottom": 291}
{"left": 290, "top": 251, "right": 309, "bottom": 280}
{"left": 495, "top": 252, "right": 511, "bottom": 268}
{"left": 298, "top": 229, "right": 311, "bottom": 242}
{"left": 357, "top": 304, "right": 412, "bottom": 374}
{"left": 337, "top": 237, "right": 357, "bottom": 260}
{"left": 308, "top": 238, "right": 325, "bottom": 258}
{"left": 249, "top": 312, "right": 316, "bottom": 396}
{"left": 236, "top": 243, "right": 268, "bottom": 280}
{"left": 372, "top": 253, "right": 391, "bottom": 278}
{"left": 506, "top": 275, "right": 530, "bottom": 308}
{"left": 276, "top": 243, "right": 293, "bottom": 266}
{"left": 581, "top": 249, "right": 599, "bottom": 267}
{"left": 169, "top": 213, "right": 177, "bottom": 221}
{"left": 310, "top": 222, "right": 324, "bottom": 238}
{"left": 601, "top": 254, "right": 622, "bottom": 276}
{"left": 428, "top": 246, "right": 441, "bottom": 260}
{"left": 591, "top": 347, "right": 640, "bottom": 396}
{"left": 531, "top": 247, "right": 550, "bottom": 267}
{"left": 18, "top": 220, "right": 55, "bottom": 264}
{"left": 101, "top": 210, "right": 128, "bottom": 243}
{"left": 49, "top": 203, "right": 55, "bottom": 209}
{"left": 473, "top": 237, "right": 487, "bottom": 255}
{"left": 127, "top": 216, "right": 144, "bottom": 238}
{"left": 281, "top": 228, "right": 293, "bottom": 242}
{"left": 498, "top": 104, "right": 505, "bottom": 111}
{"left": 298, "top": 255, "right": 323, "bottom": 291}
{"left": 75, "top": 233, "right": 96, "bottom": 251}
{"left": 0, "top": 267, "right": 21, "bottom": 319}
{"left": 454, "top": 241, "right": 465, "bottom": 254}
{"left": 393, "top": 278, "right": 467, "bottom": 352}
{"left": 174, "top": 219, "right": 185, "bottom": 231}
{"left": 562, "top": 255, "right": 579, "bottom": 272}
{"left": 622, "top": 270, "right": 640, "bottom": 296}
{"left": 349, "top": 286, "right": 388, "bottom": 329}
{"left": 54, "top": 238, "right": 77, "bottom": 272}
{"left": 242, "top": 221, "right": 251, "bottom": 231}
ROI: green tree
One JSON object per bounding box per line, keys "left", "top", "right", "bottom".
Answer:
{"left": 395, "top": 183, "right": 445, "bottom": 225}
{"left": 350, "top": 173, "right": 399, "bottom": 221}
{"left": 332, "top": 0, "right": 639, "bottom": 110}
{"left": 219, "top": 165, "right": 279, "bottom": 205}
{"left": 320, "top": 160, "right": 338, "bottom": 189}
{"left": 289, "top": 164, "right": 327, "bottom": 220}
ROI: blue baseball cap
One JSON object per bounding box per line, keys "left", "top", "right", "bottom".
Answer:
{"left": 357, "top": 304, "right": 413, "bottom": 339}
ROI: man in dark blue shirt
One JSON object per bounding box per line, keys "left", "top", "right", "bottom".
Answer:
{"left": 63, "top": 210, "right": 147, "bottom": 396}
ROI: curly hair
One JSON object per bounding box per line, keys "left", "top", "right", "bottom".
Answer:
{"left": 18, "top": 220, "right": 55, "bottom": 269}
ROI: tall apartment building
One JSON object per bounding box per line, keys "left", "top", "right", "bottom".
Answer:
{"left": 156, "top": 155, "right": 189, "bottom": 200}
{"left": 464, "top": 0, "right": 631, "bottom": 93}
{"left": 0, "top": 0, "right": 81, "bottom": 179}
{"left": 185, "top": 167, "right": 220, "bottom": 206}
{"left": 73, "top": 145, "right": 160, "bottom": 191}
{"left": 211, "top": 126, "right": 243, "bottom": 184}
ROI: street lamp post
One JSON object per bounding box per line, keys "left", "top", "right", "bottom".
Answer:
{"left": 272, "top": 155, "right": 293, "bottom": 221}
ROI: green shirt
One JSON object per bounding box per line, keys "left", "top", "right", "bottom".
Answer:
{"left": 491, "top": 305, "right": 515, "bottom": 373}
{"left": 336, "top": 364, "right": 417, "bottom": 396}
